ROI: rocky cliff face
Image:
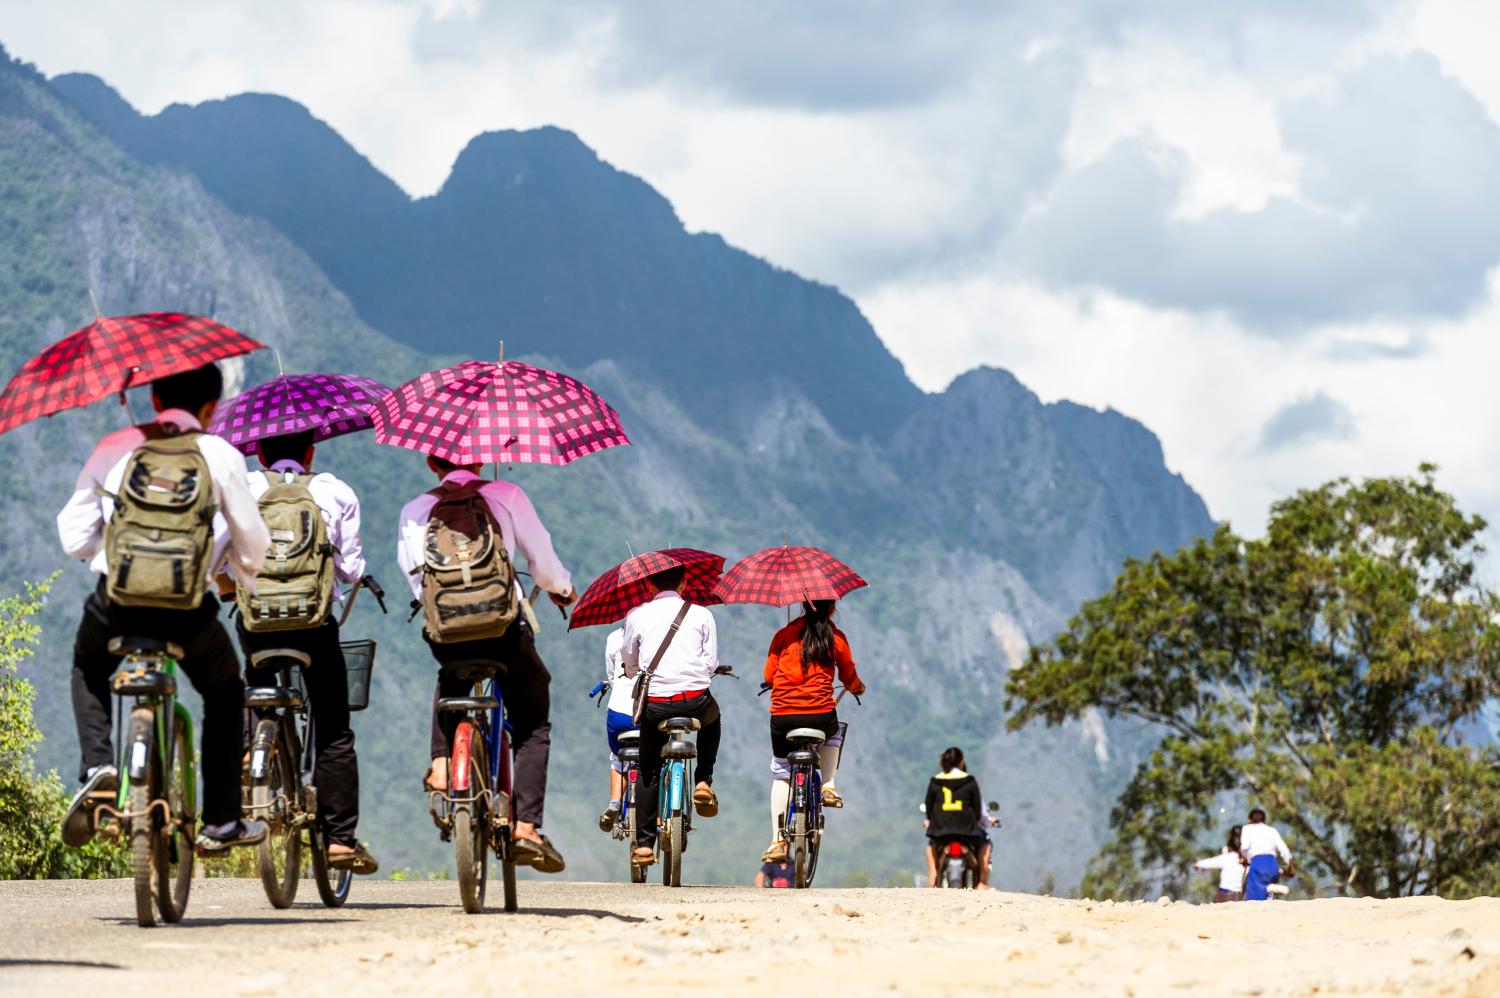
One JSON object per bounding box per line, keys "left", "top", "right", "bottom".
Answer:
{"left": 7, "top": 47, "right": 1215, "bottom": 887}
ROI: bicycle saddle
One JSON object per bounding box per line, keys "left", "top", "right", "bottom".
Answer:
{"left": 440, "top": 658, "right": 506, "bottom": 682}
{"left": 437, "top": 695, "right": 499, "bottom": 713}
{"left": 112, "top": 668, "right": 177, "bottom": 697}
{"left": 786, "top": 728, "right": 828, "bottom": 744}
{"left": 249, "top": 648, "right": 312, "bottom": 670}
{"left": 617, "top": 730, "right": 641, "bottom": 745}
{"left": 617, "top": 746, "right": 640, "bottom": 763}
{"left": 244, "top": 686, "right": 304, "bottom": 710}
{"left": 658, "top": 716, "right": 701, "bottom": 733}
{"left": 108, "top": 636, "right": 184, "bottom": 660}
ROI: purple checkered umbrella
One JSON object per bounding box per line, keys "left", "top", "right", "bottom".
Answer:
{"left": 371, "top": 359, "right": 629, "bottom": 466}
{"left": 208, "top": 372, "right": 393, "bottom": 454}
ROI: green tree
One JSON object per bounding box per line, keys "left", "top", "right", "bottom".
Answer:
{"left": 1007, "top": 467, "right": 1500, "bottom": 900}
{"left": 0, "top": 577, "right": 126, "bottom": 879}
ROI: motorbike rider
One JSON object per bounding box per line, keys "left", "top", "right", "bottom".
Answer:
{"left": 923, "top": 746, "right": 993, "bottom": 887}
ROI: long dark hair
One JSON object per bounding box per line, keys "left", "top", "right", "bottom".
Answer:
{"left": 1226, "top": 825, "right": 1242, "bottom": 852}
{"left": 799, "top": 599, "right": 837, "bottom": 671}
{"left": 940, "top": 747, "right": 965, "bottom": 772}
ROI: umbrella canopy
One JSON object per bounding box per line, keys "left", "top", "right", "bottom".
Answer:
{"left": 568, "top": 548, "right": 725, "bottom": 630}
{"left": 0, "top": 312, "right": 266, "bottom": 436}
{"left": 208, "top": 372, "right": 392, "bottom": 454}
{"left": 372, "top": 359, "right": 629, "bottom": 466}
{"left": 712, "top": 545, "right": 868, "bottom": 607}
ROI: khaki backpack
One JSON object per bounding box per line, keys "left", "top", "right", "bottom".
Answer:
{"left": 237, "top": 471, "right": 336, "bottom": 632}
{"left": 103, "top": 426, "right": 217, "bottom": 610}
{"left": 419, "top": 480, "right": 518, "bottom": 643}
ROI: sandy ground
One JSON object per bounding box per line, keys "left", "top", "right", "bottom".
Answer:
{"left": 0, "top": 879, "right": 1497, "bottom": 996}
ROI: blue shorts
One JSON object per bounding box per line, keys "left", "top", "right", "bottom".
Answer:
{"left": 606, "top": 709, "right": 633, "bottom": 756}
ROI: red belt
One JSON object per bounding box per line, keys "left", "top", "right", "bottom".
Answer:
{"left": 649, "top": 688, "right": 707, "bottom": 703}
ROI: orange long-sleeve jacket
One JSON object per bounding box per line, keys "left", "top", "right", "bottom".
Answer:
{"left": 763, "top": 617, "right": 865, "bottom": 716}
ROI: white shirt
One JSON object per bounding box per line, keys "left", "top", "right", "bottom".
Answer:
{"left": 56, "top": 409, "right": 270, "bottom": 589}
{"left": 603, "top": 627, "right": 635, "bottom": 715}
{"left": 1194, "top": 849, "right": 1248, "bottom": 892}
{"left": 396, "top": 469, "right": 572, "bottom": 602}
{"left": 248, "top": 459, "right": 365, "bottom": 593}
{"left": 1240, "top": 822, "right": 1293, "bottom": 862}
{"left": 620, "top": 591, "right": 718, "bottom": 696}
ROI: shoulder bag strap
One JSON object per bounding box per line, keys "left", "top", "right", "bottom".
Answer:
{"left": 644, "top": 602, "right": 692, "bottom": 680}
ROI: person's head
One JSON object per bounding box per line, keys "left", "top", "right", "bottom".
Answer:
{"left": 257, "top": 430, "right": 316, "bottom": 471}
{"left": 1227, "top": 825, "right": 1242, "bottom": 852}
{"left": 427, "top": 454, "right": 483, "bottom": 480}
{"left": 799, "top": 599, "right": 837, "bottom": 670}
{"left": 940, "top": 746, "right": 966, "bottom": 773}
{"left": 1248, "top": 808, "right": 1266, "bottom": 824}
{"left": 645, "top": 565, "right": 687, "bottom": 595}
{"left": 150, "top": 362, "right": 222, "bottom": 425}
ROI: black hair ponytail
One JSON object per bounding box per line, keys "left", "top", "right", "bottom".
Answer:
{"left": 800, "top": 600, "right": 837, "bottom": 672}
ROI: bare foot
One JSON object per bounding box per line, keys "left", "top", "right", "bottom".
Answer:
{"left": 513, "top": 820, "right": 542, "bottom": 846}
{"left": 327, "top": 842, "right": 354, "bottom": 857}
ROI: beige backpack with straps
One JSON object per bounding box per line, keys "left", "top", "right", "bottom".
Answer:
{"left": 237, "top": 471, "right": 336, "bottom": 631}
{"left": 419, "top": 479, "right": 518, "bottom": 643}
{"left": 103, "top": 426, "right": 217, "bottom": 610}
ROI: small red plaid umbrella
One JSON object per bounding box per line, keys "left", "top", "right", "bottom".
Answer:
{"left": 712, "top": 545, "right": 867, "bottom": 607}
{"left": 372, "top": 359, "right": 629, "bottom": 466}
{"left": 568, "top": 548, "right": 725, "bottom": 630}
{"left": 0, "top": 313, "right": 267, "bottom": 436}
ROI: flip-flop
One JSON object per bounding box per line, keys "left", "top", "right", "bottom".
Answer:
{"left": 820, "top": 787, "right": 844, "bottom": 808}
{"left": 327, "top": 842, "right": 380, "bottom": 875}
{"left": 512, "top": 834, "right": 566, "bottom": 874}
{"left": 761, "top": 842, "right": 788, "bottom": 863}
{"left": 692, "top": 785, "right": 719, "bottom": 818}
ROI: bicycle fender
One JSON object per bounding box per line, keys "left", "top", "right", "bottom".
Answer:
{"left": 452, "top": 721, "right": 476, "bottom": 793}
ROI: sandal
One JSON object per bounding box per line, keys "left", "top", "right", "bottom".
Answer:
{"left": 512, "top": 834, "right": 566, "bottom": 874}
{"left": 633, "top": 846, "right": 657, "bottom": 866}
{"left": 762, "top": 841, "right": 788, "bottom": 863}
{"left": 821, "top": 786, "right": 844, "bottom": 809}
{"left": 693, "top": 785, "right": 719, "bottom": 818}
{"left": 327, "top": 842, "right": 380, "bottom": 875}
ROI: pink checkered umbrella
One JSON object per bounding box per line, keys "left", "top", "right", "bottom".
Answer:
{"left": 712, "top": 545, "right": 867, "bottom": 608}
{"left": 371, "top": 359, "right": 629, "bottom": 466}
{"left": 208, "top": 372, "right": 392, "bottom": 454}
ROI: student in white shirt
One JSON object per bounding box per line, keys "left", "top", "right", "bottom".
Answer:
{"left": 1240, "top": 808, "right": 1294, "bottom": 900}
{"left": 237, "top": 430, "right": 376, "bottom": 874}
{"left": 620, "top": 566, "right": 722, "bottom": 867}
{"left": 396, "top": 455, "right": 576, "bottom": 874}
{"left": 56, "top": 363, "right": 270, "bottom": 853}
{"left": 1193, "top": 825, "right": 1247, "bottom": 901}
{"left": 597, "top": 627, "right": 635, "bottom": 833}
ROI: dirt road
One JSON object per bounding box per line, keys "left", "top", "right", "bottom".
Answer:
{"left": 1, "top": 879, "right": 1498, "bottom": 995}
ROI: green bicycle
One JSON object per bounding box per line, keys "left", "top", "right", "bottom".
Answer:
{"left": 96, "top": 636, "right": 197, "bottom": 927}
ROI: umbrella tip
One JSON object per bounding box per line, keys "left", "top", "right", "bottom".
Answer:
{"left": 498, "top": 340, "right": 505, "bottom": 365}
{"left": 87, "top": 288, "right": 102, "bottom": 319}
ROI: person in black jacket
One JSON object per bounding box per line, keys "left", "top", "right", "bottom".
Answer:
{"left": 923, "top": 746, "right": 992, "bottom": 887}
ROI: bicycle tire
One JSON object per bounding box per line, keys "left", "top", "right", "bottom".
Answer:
{"left": 793, "top": 811, "right": 810, "bottom": 889}
{"left": 499, "top": 834, "right": 518, "bottom": 914}
{"left": 254, "top": 720, "right": 301, "bottom": 908}
{"left": 625, "top": 779, "right": 645, "bottom": 884}
{"left": 127, "top": 707, "right": 155, "bottom": 928}
{"left": 454, "top": 724, "right": 488, "bottom": 914}
{"left": 663, "top": 815, "right": 684, "bottom": 888}
{"left": 309, "top": 821, "right": 352, "bottom": 908}
{"left": 155, "top": 714, "right": 193, "bottom": 923}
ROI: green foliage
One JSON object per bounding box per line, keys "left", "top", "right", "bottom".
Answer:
{"left": 0, "top": 576, "right": 128, "bottom": 879}
{"left": 1010, "top": 467, "right": 1500, "bottom": 900}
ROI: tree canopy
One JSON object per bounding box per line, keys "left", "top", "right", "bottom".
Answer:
{"left": 1006, "top": 466, "right": 1500, "bottom": 899}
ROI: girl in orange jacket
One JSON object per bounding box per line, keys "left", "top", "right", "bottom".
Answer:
{"left": 760, "top": 599, "right": 865, "bottom": 862}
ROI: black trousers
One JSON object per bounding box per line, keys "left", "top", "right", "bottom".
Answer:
{"left": 427, "top": 619, "right": 551, "bottom": 828}
{"left": 71, "top": 581, "right": 244, "bottom": 826}
{"left": 634, "top": 692, "right": 721, "bottom": 848}
{"left": 237, "top": 618, "right": 360, "bottom": 847}
{"left": 769, "top": 710, "right": 838, "bottom": 758}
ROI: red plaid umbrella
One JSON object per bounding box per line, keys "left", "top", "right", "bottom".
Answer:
{"left": 568, "top": 548, "right": 725, "bottom": 630}
{"left": 0, "top": 313, "right": 266, "bottom": 436}
{"left": 372, "top": 359, "right": 629, "bottom": 466}
{"left": 712, "top": 545, "right": 867, "bottom": 607}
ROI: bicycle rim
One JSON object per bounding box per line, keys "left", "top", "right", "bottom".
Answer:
{"left": 155, "top": 716, "right": 193, "bottom": 922}
{"left": 254, "top": 721, "right": 301, "bottom": 908}
{"left": 127, "top": 708, "right": 156, "bottom": 928}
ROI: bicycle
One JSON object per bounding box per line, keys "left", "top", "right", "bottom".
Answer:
{"left": 760, "top": 685, "right": 858, "bottom": 889}
{"left": 243, "top": 576, "right": 386, "bottom": 908}
{"left": 429, "top": 665, "right": 518, "bottom": 914}
{"left": 654, "top": 715, "right": 699, "bottom": 888}
{"left": 587, "top": 682, "right": 644, "bottom": 884}
{"left": 93, "top": 636, "right": 196, "bottom": 927}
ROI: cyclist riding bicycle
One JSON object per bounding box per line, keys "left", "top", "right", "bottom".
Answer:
{"left": 760, "top": 598, "right": 865, "bottom": 863}
{"left": 923, "top": 746, "right": 992, "bottom": 888}
{"left": 57, "top": 362, "right": 270, "bottom": 853}
{"left": 597, "top": 625, "right": 635, "bottom": 832}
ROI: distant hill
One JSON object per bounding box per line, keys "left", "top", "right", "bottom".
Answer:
{"left": 0, "top": 44, "right": 1217, "bottom": 889}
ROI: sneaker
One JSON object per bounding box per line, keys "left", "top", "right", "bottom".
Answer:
{"left": 61, "top": 766, "right": 118, "bottom": 847}
{"left": 820, "top": 786, "right": 845, "bottom": 809}
{"left": 598, "top": 804, "right": 621, "bottom": 833}
{"left": 761, "top": 841, "right": 789, "bottom": 863}
{"left": 195, "top": 818, "right": 268, "bottom": 855}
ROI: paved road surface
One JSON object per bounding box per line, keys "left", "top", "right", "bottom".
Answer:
{"left": 2, "top": 879, "right": 1498, "bottom": 995}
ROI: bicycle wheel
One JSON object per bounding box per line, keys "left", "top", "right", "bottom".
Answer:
{"left": 127, "top": 707, "right": 156, "bottom": 927}
{"left": 308, "top": 821, "right": 352, "bottom": 908}
{"left": 453, "top": 723, "right": 488, "bottom": 914}
{"left": 792, "top": 811, "right": 811, "bottom": 889}
{"left": 663, "top": 815, "right": 684, "bottom": 888}
{"left": 155, "top": 713, "right": 193, "bottom": 923}
{"left": 253, "top": 720, "right": 301, "bottom": 908}
{"left": 498, "top": 832, "right": 518, "bottom": 914}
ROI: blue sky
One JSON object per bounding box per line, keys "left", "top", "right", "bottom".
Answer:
{"left": 5, "top": 0, "right": 1500, "bottom": 543}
